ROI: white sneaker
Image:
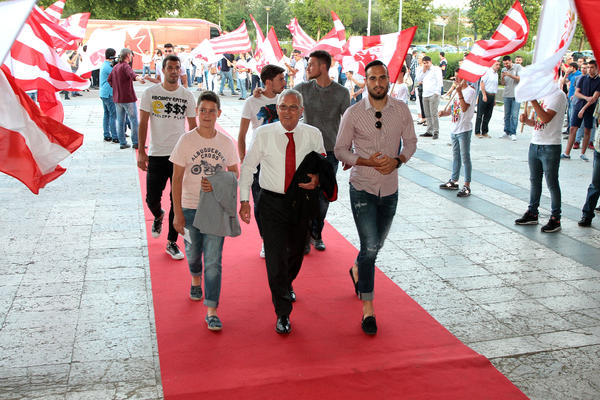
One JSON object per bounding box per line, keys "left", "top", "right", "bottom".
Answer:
{"left": 510, "top": 135, "right": 517, "bottom": 141}
{"left": 500, "top": 133, "right": 509, "bottom": 139}
{"left": 259, "top": 243, "right": 265, "bottom": 258}
{"left": 166, "top": 241, "right": 185, "bottom": 260}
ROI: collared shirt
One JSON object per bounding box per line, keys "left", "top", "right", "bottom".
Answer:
{"left": 107, "top": 62, "right": 137, "bottom": 104}
{"left": 334, "top": 96, "right": 417, "bottom": 197}
{"left": 99, "top": 61, "right": 113, "bottom": 98}
{"left": 239, "top": 121, "right": 325, "bottom": 201}
{"left": 567, "top": 70, "right": 581, "bottom": 99}
{"left": 480, "top": 68, "right": 499, "bottom": 94}
{"left": 415, "top": 66, "right": 443, "bottom": 97}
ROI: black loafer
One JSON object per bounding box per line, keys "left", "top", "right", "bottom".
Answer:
{"left": 361, "top": 315, "right": 377, "bottom": 335}
{"left": 289, "top": 287, "right": 296, "bottom": 303}
{"left": 276, "top": 315, "right": 291, "bottom": 334}
{"left": 348, "top": 267, "right": 358, "bottom": 295}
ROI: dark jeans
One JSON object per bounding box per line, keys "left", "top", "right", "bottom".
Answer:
{"left": 146, "top": 156, "right": 178, "bottom": 242}
{"left": 582, "top": 150, "right": 600, "bottom": 220}
{"left": 251, "top": 75, "right": 262, "bottom": 93}
{"left": 251, "top": 168, "right": 262, "bottom": 237}
{"left": 100, "top": 96, "right": 118, "bottom": 140}
{"left": 475, "top": 92, "right": 495, "bottom": 135}
{"left": 349, "top": 184, "right": 398, "bottom": 301}
{"left": 417, "top": 85, "right": 425, "bottom": 118}
{"left": 528, "top": 144, "right": 562, "bottom": 219}
{"left": 311, "top": 151, "right": 339, "bottom": 240}
{"left": 258, "top": 190, "right": 310, "bottom": 317}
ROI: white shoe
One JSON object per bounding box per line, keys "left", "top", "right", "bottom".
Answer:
{"left": 500, "top": 133, "right": 509, "bottom": 139}
{"left": 259, "top": 243, "right": 265, "bottom": 258}
{"left": 510, "top": 135, "right": 517, "bottom": 141}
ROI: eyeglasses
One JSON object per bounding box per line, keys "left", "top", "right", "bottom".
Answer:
{"left": 278, "top": 104, "right": 300, "bottom": 112}
{"left": 375, "top": 111, "right": 382, "bottom": 129}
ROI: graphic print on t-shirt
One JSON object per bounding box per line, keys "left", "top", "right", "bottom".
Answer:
{"left": 151, "top": 95, "right": 188, "bottom": 119}
{"left": 534, "top": 100, "right": 548, "bottom": 131}
{"left": 190, "top": 146, "right": 226, "bottom": 176}
{"left": 256, "top": 104, "right": 279, "bottom": 126}
{"left": 451, "top": 99, "right": 461, "bottom": 123}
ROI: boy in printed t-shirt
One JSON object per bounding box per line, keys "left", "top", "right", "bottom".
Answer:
{"left": 515, "top": 89, "right": 567, "bottom": 232}
{"left": 170, "top": 91, "right": 240, "bottom": 331}
{"left": 438, "top": 77, "right": 476, "bottom": 197}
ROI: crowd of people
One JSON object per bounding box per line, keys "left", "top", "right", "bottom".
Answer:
{"left": 73, "top": 43, "right": 600, "bottom": 336}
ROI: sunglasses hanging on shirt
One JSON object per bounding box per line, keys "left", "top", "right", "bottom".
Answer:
{"left": 375, "top": 111, "right": 382, "bottom": 129}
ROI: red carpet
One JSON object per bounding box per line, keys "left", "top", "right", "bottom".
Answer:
{"left": 139, "top": 126, "right": 528, "bottom": 400}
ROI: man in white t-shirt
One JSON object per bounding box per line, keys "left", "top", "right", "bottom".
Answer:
{"left": 438, "top": 78, "right": 476, "bottom": 197}
{"left": 416, "top": 55, "right": 443, "bottom": 139}
{"left": 515, "top": 89, "right": 567, "bottom": 233}
{"left": 137, "top": 54, "right": 197, "bottom": 259}
{"left": 291, "top": 51, "right": 306, "bottom": 85}
{"left": 237, "top": 64, "right": 286, "bottom": 257}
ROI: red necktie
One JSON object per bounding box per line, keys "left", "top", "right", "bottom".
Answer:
{"left": 284, "top": 132, "right": 295, "bottom": 192}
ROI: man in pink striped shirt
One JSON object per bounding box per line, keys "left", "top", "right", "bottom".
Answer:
{"left": 335, "top": 60, "right": 417, "bottom": 335}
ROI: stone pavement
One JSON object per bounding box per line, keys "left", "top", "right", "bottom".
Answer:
{"left": 1, "top": 84, "right": 599, "bottom": 399}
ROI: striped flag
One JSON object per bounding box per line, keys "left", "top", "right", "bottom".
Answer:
{"left": 42, "top": 0, "right": 65, "bottom": 23}
{"left": 255, "top": 27, "right": 284, "bottom": 72}
{"left": 209, "top": 21, "right": 252, "bottom": 55}
{"left": 60, "top": 12, "right": 90, "bottom": 41}
{"left": 3, "top": 5, "right": 90, "bottom": 121}
{"left": 286, "top": 17, "right": 316, "bottom": 55}
{"left": 249, "top": 14, "right": 265, "bottom": 45}
{"left": 458, "top": 0, "right": 529, "bottom": 82}
{"left": 309, "top": 11, "right": 346, "bottom": 57}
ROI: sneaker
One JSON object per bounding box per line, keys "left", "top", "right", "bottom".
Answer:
{"left": 104, "top": 137, "right": 112, "bottom": 142}
{"left": 132, "top": 144, "right": 138, "bottom": 149}
{"left": 589, "top": 143, "right": 595, "bottom": 150}
{"left": 596, "top": 207, "right": 600, "bottom": 212}
{"left": 541, "top": 217, "right": 561, "bottom": 233}
{"left": 419, "top": 132, "right": 433, "bottom": 137}
{"left": 311, "top": 238, "right": 326, "bottom": 251}
{"left": 515, "top": 211, "right": 539, "bottom": 225}
{"left": 439, "top": 180, "right": 459, "bottom": 190}
{"left": 433, "top": 133, "right": 439, "bottom": 140}
{"left": 560, "top": 153, "right": 571, "bottom": 159}
{"left": 166, "top": 241, "right": 184, "bottom": 260}
{"left": 205, "top": 315, "right": 223, "bottom": 331}
{"left": 481, "top": 133, "right": 491, "bottom": 138}
{"left": 190, "top": 285, "right": 203, "bottom": 301}
{"left": 580, "top": 154, "right": 589, "bottom": 161}
{"left": 120, "top": 144, "right": 131, "bottom": 149}
{"left": 500, "top": 133, "right": 509, "bottom": 139}
{"left": 457, "top": 186, "right": 471, "bottom": 197}
{"left": 151, "top": 210, "right": 165, "bottom": 238}
{"left": 510, "top": 135, "right": 517, "bottom": 141}
{"left": 259, "top": 243, "right": 265, "bottom": 258}
{"left": 578, "top": 217, "right": 592, "bottom": 227}
{"left": 573, "top": 141, "right": 580, "bottom": 149}
{"left": 112, "top": 138, "right": 119, "bottom": 143}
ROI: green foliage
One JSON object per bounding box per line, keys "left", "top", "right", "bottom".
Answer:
{"left": 425, "top": 52, "right": 463, "bottom": 79}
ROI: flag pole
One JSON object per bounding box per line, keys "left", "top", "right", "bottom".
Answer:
{"left": 443, "top": 90, "right": 458, "bottom": 113}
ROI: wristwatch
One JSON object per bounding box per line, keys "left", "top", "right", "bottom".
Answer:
{"left": 395, "top": 157, "right": 403, "bottom": 168}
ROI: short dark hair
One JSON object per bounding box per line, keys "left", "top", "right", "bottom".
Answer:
{"left": 440, "top": 51, "right": 445, "bottom": 57}
{"left": 105, "top": 48, "right": 116, "bottom": 60}
{"left": 309, "top": 50, "right": 332, "bottom": 70}
{"left": 401, "top": 65, "right": 406, "bottom": 74}
{"left": 515, "top": 55, "right": 523, "bottom": 59}
{"left": 570, "top": 62, "right": 579, "bottom": 70}
{"left": 197, "top": 90, "right": 221, "bottom": 109}
{"left": 589, "top": 59, "right": 597, "bottom": 67}
{"left": 164, "top": 43, "right": 174, "bottom": 49}
{"left": 162, "top": 55, "right": 180, "bottom": 69}
{"left": 422, "top": 55, "right": 432, "bottom": 62}
{"left": 502, "top": 55, "right": 512, "bottom": 62}
{"left": 364, "top": 60, "right": 388, "bottom": 77}
{"left": 260, "top": 64, "right": 285, "bottom": 83}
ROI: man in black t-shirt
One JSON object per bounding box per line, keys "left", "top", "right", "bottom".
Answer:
{"left": 218, "top": 53, "right": 238, "bottom": 96}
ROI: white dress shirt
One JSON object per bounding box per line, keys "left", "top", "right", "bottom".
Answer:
{"left": 481, "top": 68, "right": 499, "bottom": 94}
{"left": 239, "top": 121, "right": 325, "bottom": 201}
{"left": 416, "top": 66, "right": 443, "bottom": 97}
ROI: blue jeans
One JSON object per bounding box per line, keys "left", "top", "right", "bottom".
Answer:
{"left": 115, "top": 102, "right": 139, "bottom": 146}
{"left": 186, "top": 68, "right": 192, "bottom": 87}
{"left": 183, "top": 208, "right": 225, "bottom": 308}
{"left": 237, "top": 77, "right": 247, "bottom": 98}
{"left": 101, "top": 96, "right": 118, "bottom": 140}
{"left": 503, "top": 97, "right": 520, "bottom": 136}
{"left": 528, "top": 144, "right": 561, "bottom": 218}
{"left": 219, "top": 70, "right": 235, "bottom": 94}
{"left": 582, "top": 150, "right": 600, "bottom": 220}
{"left": 143, "top": 65, "right": 150, "bottom": 76}
{"left": 451, "top": 130, "right": 472, "bottom": 183}
{"left": 349, "top": 184, "right": 398, "bottom": 300}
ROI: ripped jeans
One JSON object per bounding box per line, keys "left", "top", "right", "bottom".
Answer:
{"left": 349, "top": 184, "right": 398, "bottom": 300}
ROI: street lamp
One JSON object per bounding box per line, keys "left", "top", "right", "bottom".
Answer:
{"left": 265, "top": 6, "right": 272, "bottom": 34}
{"left": 434, "top": 17, "right": 448, "bottom": 48}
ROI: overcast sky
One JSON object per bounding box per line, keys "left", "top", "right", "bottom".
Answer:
{"left": 432, "top": 0, "right": 470, "bottom": 8}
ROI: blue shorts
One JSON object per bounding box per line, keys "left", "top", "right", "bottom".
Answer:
{"left": 571, "top": 102, "right": 596, "bottom": 129}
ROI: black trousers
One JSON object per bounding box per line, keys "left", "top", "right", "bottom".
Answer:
{"left": 475, "top": 92, "right": 495, "bottom": 135}
{"left": 251, "top": 167, "right": 262, "bottom": 237}
{"left": 417, "top": 85, "right": 425, "bottom": 118}
{"left": 258, "top": 190, "right": 310, "bottom": 317}
{"left": 146, "top": 156, "right": 178, "bottom": 242}
{"left": 311, "top": 151, "right": 338, "bottom": 240}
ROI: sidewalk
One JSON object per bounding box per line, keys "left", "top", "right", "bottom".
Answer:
{"left": 0, "top": 85, "right": 599, "bottom": 399}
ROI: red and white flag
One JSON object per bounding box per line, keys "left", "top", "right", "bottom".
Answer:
{"left": 60, "top": 12, "right": 90, "bottom": 41}
{"left": 515, "top": 0, "right": 577, "bottom": 102}
{"left": 42, "top": 0, "right": 65, "bottom": 24}
{"left": 574, "top": 0, "right": 600, "bottom": 61}
{"left": 458, "top": 0, "right": 529, "bottom": 82}
{"left": 0, "top": 62, "right": 83, "bottom": 194}
{"left": 0, "top": 0, "right": 36, "bottom": 65}
{"left": 209, "top": 21, "right": 252, "bottom": 55}
{"left": 309, "top": 11, "right": 346, "bottom": 57}
{"left": 190, "top": 39, "right": 222, "bottom": 64}
{"left": 286, "top": 17, "right": 316, "bottom": 56}
{"left": 255, "top": 27, "right": 284, "bottom": 73}
{"left": 32, "top": 6, "right": 80, "bottom": 53}
{"left": 249, "top": 14, "right": 265, "bottom": 45}
{"left": 3, "top": 5, "right": 90, "bottom": 121}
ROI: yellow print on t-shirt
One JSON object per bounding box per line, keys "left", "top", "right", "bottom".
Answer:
{"left": 534, "top": 100, "right": 548, "bottom": 131}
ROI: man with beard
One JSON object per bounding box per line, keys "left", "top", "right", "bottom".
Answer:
{"left": 137, "top": 55, "right": 197, "bottom": 260}
{"left": 294, "top": 50, "right": 350, "bottom": 252}
{"left": 335, "top": 60, "right": 417, "bottom": 335}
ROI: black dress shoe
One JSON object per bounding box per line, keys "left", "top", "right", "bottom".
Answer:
{"left": 276, "top": 315, "right": 291, "bottom": 334}
{"left": 312, "top": 238, "right": 326, "bottom": 251}
{"left": 361, "top": 315, "right": 377, "bottom": 335}
{"left": 104, "top": 137, "right": 112, "bottom": 142}
{"left": 112, "top": 139, "right": 119, "bottom": 143}
{"left": 578, "top": 217, "right": 592, "bottom": 227}
{"left": 419, "top": 132, "right": 433, "bottom": 137}
{"left": 289, "top": 287, "right": 296, "bottom": 302}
